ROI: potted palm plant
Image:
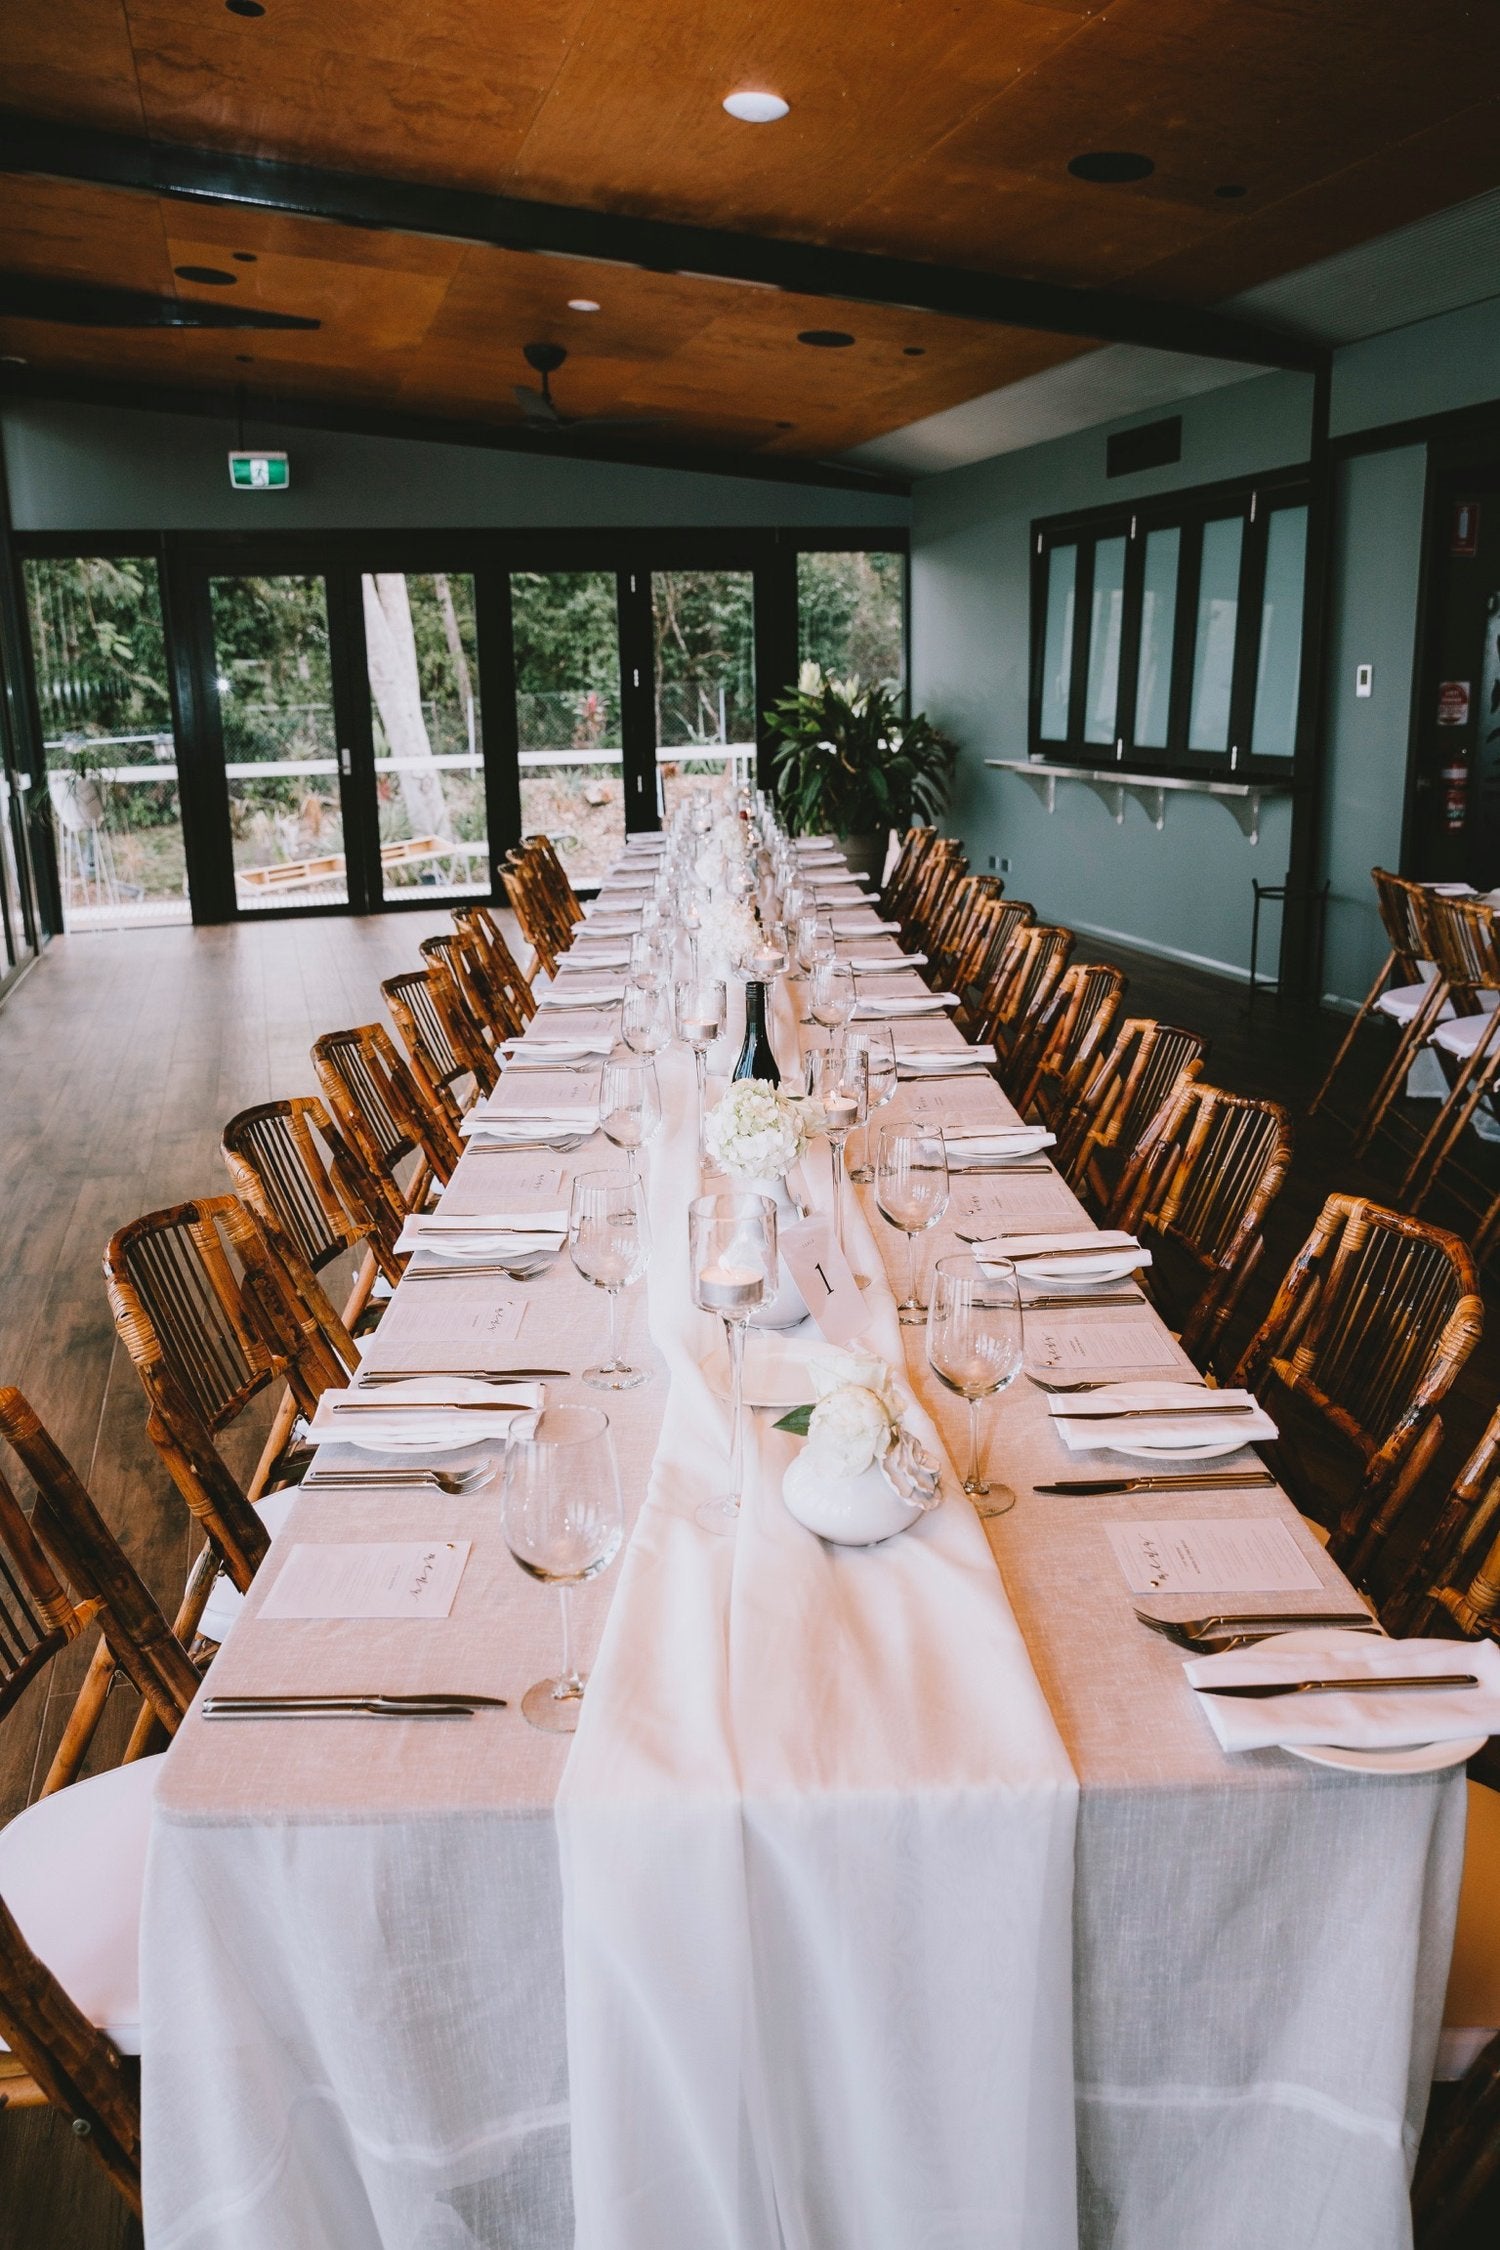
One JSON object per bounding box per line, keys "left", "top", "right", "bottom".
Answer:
{"left": 764, "top": 666, "right": 958, "bottom": 882}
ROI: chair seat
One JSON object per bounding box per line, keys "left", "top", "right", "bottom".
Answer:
{"left": 1430, "top": 1001, "right": 1500, "bottom": 1058}
{"left": 1437, "top": 1779, "right": 1500, "bottom": 2079}
{"left": 1376, "top": 980, "right": 1453, "bottom": 1025}
{"left": 0, "top": 1754, "right": 161, "bottom": 2058}
{"left": 198, "top": 1481, "right": 299, "bottom": 1644}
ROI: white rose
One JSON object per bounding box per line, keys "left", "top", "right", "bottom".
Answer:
{"left": 807, "top": 1384, "right": 896, "bottom": 1478}
{"left": 808, "top": 1347, "right": 897, "bottom": 1406}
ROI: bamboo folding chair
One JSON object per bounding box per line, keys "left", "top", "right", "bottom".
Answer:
{"left": 954, "top": 896, "right": 1033, "bottom": 1036}
{"left": 423, "top": 927, "right": 520, "bottom": 1057}
{"left": 452, "top": 903, "right": 537, "bottom": 1027}
{"left": 981, "top": 923, "right": 1074, "bottom": 1074}
{"left": 925, "top": 874, "right": 1002, "bottom": 994}
{"left": 222, "top": 1094, "right": 403, "bottom": 1361}
{"left": 1109, "top": 1080, "right": 1294, "bottom": 1367}
{"left": 313, "top": 1020, "right": 462, "bottom": 1210}
{"left": 0, "top": 1389, "right": 200, "bottom": 2213}
{"left": 105, "top": 1195, "right": 345, "bottom": 1656}
{"left": 1229, "top": 1194, "right": 1483, "bottom": 1579}
{"left": 880, "top": 826, "right": 938, "bottom": 925}
{"left": 383, "top": 964, "right": 493, "bottom": 1125}
{"left": 1011, "top": 959, "right": 1127, "bottom": 1123}
{"left": 502, "top": 849, "right": 569, "bottom": 977}
{"left": 900, "top": 836, "right": 966, "bottom": 953}
{"left": 526, "top": 832, "right": 584, "bottom": 932}
{"left": 1054, "top": 1016, "right": 1208, "bottom": 1208}
{"left": 1308, "top": 869, "right": 1435, "bottom": 1122}
{"left": 1394, "top": 893, "right": 1500, "bottom": 1207}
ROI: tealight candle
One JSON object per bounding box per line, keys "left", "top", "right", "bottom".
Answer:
{"left": 750, "top": 946, "right": 786, "bottom": 979}
{"left": 697, "top": 1260, "right": 764, "bottom": 1311}
{"left": 683, "top": 1016, "right": 720, "bottom": 1046}
{"left": 824, "top": 1094, "right": 860, "bottom": 1134}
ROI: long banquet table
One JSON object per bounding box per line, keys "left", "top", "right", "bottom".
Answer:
{"left": 140, "top": 840, "right": 1466, "bottom": 2250}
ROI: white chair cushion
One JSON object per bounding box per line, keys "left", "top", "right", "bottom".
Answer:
{"left": 1437, "top": 1778, "right": 1500, "bottom": 2079}
{"left": 198, "top": 1482, "right": 299, "bottom": 1645}
{"left": 0, "top": 1754, "right": 162, "bottom": 2057}
{"left": 1431, "top": 1003, "right": 1500, "bottom": 1058}
{"left": 1376, "top": 981, "right": 1451, "bottom": 1025}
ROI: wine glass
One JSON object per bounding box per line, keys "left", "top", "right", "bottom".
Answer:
{"left": 821, "top": 1041, "right": 868, "bottom": 1263}
{"left": 794, "top": 910, "right": 834, "bottom": 983}
{"left": 568, "top": 1169, "right": 651, "bottom": 1390}
{"left": 673, "top": 976, "right": 726, "bottom": 1155}
{"left": 628, "top": 929, "right": 663, "bottom": 990}
{"left": 689, "top": 1190, "right": 777, "bottom": 1534}
{"left": 874, "top": 1124, "right": 950, "bottom": 1325}
{"left": 597, "top": 1048, "right": 662, "bottom": 1179}
{"left": 621, "top": 978, "right": 672, "bottom": 1059}
{"left": 844, "top": 1025, "right": 897, "bottom": 1183}
{"left": 810, "top": 958, "right": 856, "bottom": 1039}
{"left": 926, "top": 1255, "right": 1025, "bottom": 1517}
{"left": 501, "top": 1404, "right": 624, "bottom": 1732}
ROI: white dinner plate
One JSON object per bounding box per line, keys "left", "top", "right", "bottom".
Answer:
{"left": 409, "top": 1237, "right": 561, "bottom": 1262}
{"left": 1015, "top": 1249, "right": 1147, "bottom": 1286}
{"left": 701, "top": 1336, "right": 818, "bottom": 1411}
{"left": 317, "top": 1377, "right": 538, "bottom": 1451}
{"left": 1264, "top": 1629, "right": 1488, "bottom": 1773}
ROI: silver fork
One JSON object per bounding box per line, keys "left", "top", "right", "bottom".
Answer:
{"left": 302, "top": 1465, "right": 494, "bottom": 1494}
{"left": 1028, "top": 1372, "right": 1204, "bottom": 1393}
{"left": 1135, "top": 1607, "right": 1380, "bottom": 1652}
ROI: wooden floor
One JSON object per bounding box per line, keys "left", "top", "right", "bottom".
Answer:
{"left": 1, "top": 912, "right": 1498, "bottom": 2248}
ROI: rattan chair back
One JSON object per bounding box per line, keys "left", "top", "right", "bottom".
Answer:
{"left": 223, "top": 1094, "right": 402, "bottom": 1295}
{"left": 982, "top": 923, "right": 1075, "bottom": 1060}
{"left": 383, "top": 966, "right": 489, "bottom": 1124}
{"left": 1012, "top": 960, "right": 1127, "bottom": 1121}
{"left": 1055, "top": 1016, "right": 1208, "bottom": 1200}
{"left": 313, "top": 1020, "right": 461, "bottom": 1198}
{"left": 1231, "top": 1194, "right": 1483, "bottom": 1575}
{"left": 452, "top": 904, "right": 537, "bottom": 1025}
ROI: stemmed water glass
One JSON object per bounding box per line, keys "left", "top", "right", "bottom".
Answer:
{"left": 794, "top": 910, "right": 834, "bottom": 983}
{"left": 874, "top": 1124, "right": 950, "bottom": 1324}
{"left": 810, "top": 958, "right": 856, "bottom": 1041}
{"left": 673, "top": 976, "right": 726, "bottom": 1155}
{"left": 926, "top": 1255, "right": 1025, "bottom": 1518}
{"left": 501, "top": 1404, "right": 624, "bottom": 1732}
{"left": 821, "top": 1039, "right": 868, "bottom": 1263}
{"left": 844, "top": 1025, "right": 897, "bottom": 1183}
{"left": 568, "top": 1169, "right": 651, "bottom": 1390}
{"left": 690, "top": 1190, "right": 777, "bottom": 1534}
{"left": 597, "top": 1048, "right": 662, "bottom": 1179}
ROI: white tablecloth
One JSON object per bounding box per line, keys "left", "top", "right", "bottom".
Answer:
{"left": 138, "top": 847, "right": 1465, "bottom": 2250}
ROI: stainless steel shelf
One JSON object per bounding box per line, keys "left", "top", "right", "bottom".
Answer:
{"left": 984, "top": 759, "right": 1294, "bottom": 846}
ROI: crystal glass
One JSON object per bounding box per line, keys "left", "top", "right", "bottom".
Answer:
{"left": 844, "top": 1025, "right": 897, "bottom": 1182}
{"left": 794, "top": 909, "right": 834, "bottom": 982}
{"left": 598, "top": 1048, "right": 662, "bottom": 1179}
{"left": 926, "top": 1255, "right": 1024, "bottom": 1517}
{"left": 568, "top": 1168, "right": 651, "bottom": 1389}
{"left": 621, "top": 978, "right": 672, "bottom": 1058}
{"left": 673, "top": 976, "right": 726, "bottom": 1154}
{"left": 874, "top": 1124, "right": 950, "bottom": 1324}
{"left": 629, "top": 929, "right": 663, "bottom": 990}
{"left": 689, "top": 1190, "right": 776, "bottom": 1534}
{"left": 821, "top": 1040, "right": 868, "bottom": 1262}
{"left": 810, "top": 957, "right": 856, "bottom": 1036}
{"left": 502, "top": 1404, "right": 624, "bottom": 1732}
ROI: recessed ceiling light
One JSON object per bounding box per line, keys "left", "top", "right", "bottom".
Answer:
{"left": 903, "top": 346, "right": 925, "bottom": 357}
{"left": 175, "top": 264, "right": 236, "bottom": 285}
{"left": 723, "top": 90, "right": 789, "bottom": 124}
{"left": 567, "top": 298, "right": 601, "bottom": 312}
{"left": 1068, "top": 150, "right": 1155, "bottom": 184}
{"left": 1214, "top": 182, "right": 1248, "bottom": 200}
{"left": 232, "top": 251, "right": 258, "bottom": 263}
{"left": 225, "top": 0, "right": 265, "bottom": 15}
{"left": 798, "top": 329, "right": 854, "bottom": 349}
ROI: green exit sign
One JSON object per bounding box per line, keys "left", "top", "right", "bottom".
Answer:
{"left": 228, "top": 450, "right": 289, "bottom": 491}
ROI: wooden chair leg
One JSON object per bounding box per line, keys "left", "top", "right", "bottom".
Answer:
{"left": 1307, "top": 951, "right": 1394, "bottom": 1117}
{"left": 1353, "top": 980, "right": 1452, "bottom": 1156}
{"left": 1412, "top": 2029, "right": 1500, "bottom": 2249}
{"left": 39, "top": 1638, "right": 119, "bottom": 1796}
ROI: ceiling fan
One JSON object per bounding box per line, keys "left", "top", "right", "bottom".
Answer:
{"left": 513, "top": 341, "right": 666, "bottom": 435}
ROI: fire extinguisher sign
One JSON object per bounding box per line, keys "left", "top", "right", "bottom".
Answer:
{"left": 1438, "top": 680, "right": 1472, "bottom": 727}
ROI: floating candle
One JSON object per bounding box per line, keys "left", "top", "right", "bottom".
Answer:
{"left": 697, "top": 1260, "right": 765, "bottom": 1311}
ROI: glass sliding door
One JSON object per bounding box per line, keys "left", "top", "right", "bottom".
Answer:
{"left": 651, "top": 569, "right": 755, "bottom": 827}
{"left": 23, "top": 555, "right": 186, "bottom": 931}
{"left": 362, "top": 571, "right": 489, "bottom": 903}
{"left": 511, "top": 571, "right": 624, "bottom": 890}
{"left": 209, "top": 574, "right": 347, "bottom": 910}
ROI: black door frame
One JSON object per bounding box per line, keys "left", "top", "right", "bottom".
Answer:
{"left": 11, "top": 524, "right": 908, "bottom": 924}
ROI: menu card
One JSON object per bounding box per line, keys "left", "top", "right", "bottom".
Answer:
{"left": 260, "top": 1540, "right": 472, "bottom": 1620}
{"left": 1106, "top": 1519, "right": 1321, "bottom": 1596}
{"left": 1026, "top": 1313, "right": 1181, "bottom": 1377}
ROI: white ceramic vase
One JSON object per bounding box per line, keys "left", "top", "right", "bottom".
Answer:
{"left": 781, "top": 1445, "right": 927, "bottom": 1545}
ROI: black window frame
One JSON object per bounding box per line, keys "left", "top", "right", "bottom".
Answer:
{"left": 1029, "top": 465, "right": 1311, "bottom": 784}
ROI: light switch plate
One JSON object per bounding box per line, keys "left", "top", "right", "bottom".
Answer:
{"left": 1355, "top": 663, "right": 1374, "bottom": 698}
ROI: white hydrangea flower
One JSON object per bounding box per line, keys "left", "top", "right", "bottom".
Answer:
{"left": 703, "top": 1079, "right": 808, "bottom": 1182}
{"left": 806, "top": 1383, "right": 897, "bottom": 1478}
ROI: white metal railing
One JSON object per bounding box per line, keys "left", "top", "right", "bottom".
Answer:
{"left": 47, "top": 741, "right": 757, "bottom": 787}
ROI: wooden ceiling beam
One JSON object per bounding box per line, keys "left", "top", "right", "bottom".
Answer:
{"left": 0, "top": 112, "right": 1326, "bottom": 375}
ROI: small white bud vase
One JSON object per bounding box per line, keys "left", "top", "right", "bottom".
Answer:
{"left": 777, "top": 1352, "right": 943, "bottom": 1543}
{"left": 781, "top": 1447, "right": 929, "bottom": 1545}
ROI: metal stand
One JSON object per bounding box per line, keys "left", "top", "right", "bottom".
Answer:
{"left": 1248, "top": 875, "right": 1330, "bottom": 1010}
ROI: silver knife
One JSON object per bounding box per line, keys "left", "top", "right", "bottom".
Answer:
{"left": 1197, "top": 1673, "right": 1479, "bottom": 1699}
{"left": 1034, "top": 1471, "right": 1275, "bottom": 1494}
{"left": 358, "top": 1367, "right": 568, "bottom": 1381}
{"left": 1054, "top": 1402, "right": 1258, "bottom": 1420}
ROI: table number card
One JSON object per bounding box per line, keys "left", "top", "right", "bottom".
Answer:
{"left": 779, "top": 1217, "right": 869, "bottom": 1346}
{"left": 1106, "top": 1518, "right": 1322, "bottom": 1596}
{"left": 260, "top": 1540, "right": 472, "bottom": 1620}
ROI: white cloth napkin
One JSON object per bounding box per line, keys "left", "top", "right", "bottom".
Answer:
{"left": 308, "top": 1380, "right": 543, "bottom": 1446}
{"left": 538, "top": 987, "right": 625, "bottom": 1009}
{"left": 896, "top": 1044, "right": 998, "bottom": 1072}
{"left": 844, "top": 951, "right": 927, "bottom": 969}
{"left": 461, "top": 1104, "right": 598, "bottom": 1140}
{"left": 1185, "top": 1635, "right": 1500, "bottom": 1752}
{"left": 793, "top": 834, "right": 836, "bottom": 850}
{"left": 498, "top": 1035, "right": 614, "bottom": 1058}
{"left": 852, "top": 992, "right": 959, "bottom": 1018}
{"left": 832, "top": 915, "right": 900, "bottom": 934}
{"left": 1050, "top": 1381, "right": 1274, "bottom": 1453}
{"left": 396, "top": 1213, "right": 567, "bottom": 1256}
{"left": 566, "top": 948, "right": 631, "bottom": 968}
{"left": 945, "top": 1128, "right": 1056, "bottom": 1163}
{"left": 978, "top": 1227, "right": 1147, "bottom": 1270}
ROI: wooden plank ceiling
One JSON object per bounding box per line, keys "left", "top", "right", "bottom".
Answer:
{"left": 2, "top": 0, "right": 1500, "bottom": 463}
